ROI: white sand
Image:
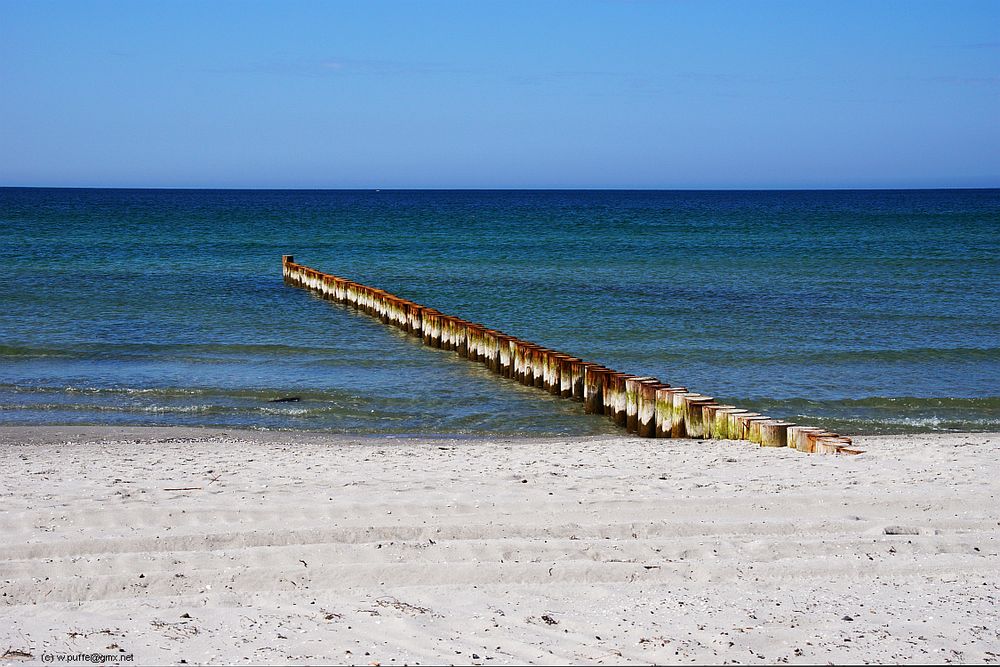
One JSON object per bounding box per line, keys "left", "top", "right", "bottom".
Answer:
{"left": 1, "top": 426, "right": 998, "bottom": 665}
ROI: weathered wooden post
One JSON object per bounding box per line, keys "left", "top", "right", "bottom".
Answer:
{"left": 451, "top": 319, "right": 468, "bottom": 357}
{"left": 731, "top": 412, "right": 761, "bottom": 440}
{"left": 406, "top": 303, "right": 422, "bottom": 336}
{"left": 497, "top": 334, "right": 513, "bottom": 377}
{"left": 481, "top": 328, "right": 496, "bottom": 369}
{"left": 625, "top": 376, "right": 656, "bottom": 433}
{"left": 702, "top": 404, "right": 734, "bottom": 439}
{"left": 486, "top": 330, "right": 503, "bottom": 373}
{"left": 547, "top": 353, "right": 567, "bottom": 395}
{"left": 787, "top": 426, "right": 821, "bottom": 452}
{"left": 436, "top": 315, "right": 451, "bottom": 350}
{"left": 483, "top": 328, "right": 496, "bottom": 368}
{"left": 396, "top": 298, "right": 410, "bottom": 330}
{"left": 559, "top": 356, "right": 578, "bottom": 398}
{"left": 420, "top": 309, "right": 436, "bottom": 347}
{"left": 637, "top": 380, "right": 664, "bottom": 438}
{"left": 682, "top": 394, "right": 716, "bottom": 439}
{"left": 712, "top": 407, "right": 747, "bottom": 439}
{"left": 815, "top": 436, "right": 858, "bottom": 454}
{"left": 584, "top": 365, "right": 608, "bottom": 415}
{"left": 654, "top": 387, "right": 686, "bottom": 437}
{"left": 604, "top": 373, "right": 628, "bottom": 426}
{"left": 601, "top": 372, "right": 622, "bottom": 422}
{"left": 468, "top": 323, "right": 484, "bottom": 359}
{"left": 512, "top": 339, "right": 526, "bottom": 382}
{"left": 478, "top": 325, "right": 491, "bottom": 365}
{"left": 531, "top": 346, "right": 544, "bottom": 387}
{"left": 520, "top": 343, "right": 537, "bottom": 386}
{"left": 671, "top": 392, "right": 697, "bottom": 438}
{"left": 758, "top": 420, "right": 794, "bottom": 447}
{"left": 527, "top": 344, "right": 541, "bottom": 387}
{"left": 804, "top": 430, "right": 839, "bottom": 454}
{"left": 570, "top": 359, "right": 586, "bottom": 401}
{"left": 742, "top": 414, "right": 773, "bottom": 442}
{"left": 376, "top": 290, "right": 391, "bottom": 323}
{"left": 463, "top": 324, "right": 477, "bottom": 360}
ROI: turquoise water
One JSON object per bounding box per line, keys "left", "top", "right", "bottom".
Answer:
{"left": 1, "top": 188, "right": 998, "bottom": 435}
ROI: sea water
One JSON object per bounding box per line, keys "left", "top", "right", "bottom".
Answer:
{"left": 1, "top": 188, "right": 997, "bottom": 435}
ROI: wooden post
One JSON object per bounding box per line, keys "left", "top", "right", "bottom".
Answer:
{"left": 815, "top": 436, "right": 853, "bottom": 454}
{"left": 744, "top": 415, "right": 772, "bottom": 443}
{"left": 584, "top": 365, "right": 608, "bottom": 415}
{"left": 637, "top": 380, "right": 664, "bottom": 438}
{"left": 484, "top": 329, "right": 497, "bottom": 369}
{"left": 421, "top": 309, "right": 437, "bottom": 347}
{"left": 436, "top": 315, "right": 451, "bottom": 350}
{"left": 451, "top": 319, "right": 467, "bottom": 357}
{"left": 805, "top": 430, "right": 839, "bottom": 453}
{"left": 671, "top": 392, "right": 700, "bottom": 438}
{"left": 702, "top": 404, "right": 734, "bottom": 439}
{"left": 625, "top": 376, "right": 656, "bottom": 433}
{"left": 712, "top": 407, "right": 747, "bottom": 439}
{"left": 728, "top": 411, "right": 755, "bottom": 440}
{"left": 787, "top": 426, "right": 821, "bottom": 453}
{"left": 559, "top": 356, "right": 578, "bottom": 398}
{"left": 520, "top": 344, "right": 536, "bottom": 386}
{"left": 521, "top": 344, "right": 539, "bottom": 386}
{"left": 497, "top": 334, "right": 513, "bottom": 377}
{"left": 682, "top": 394, "right": 715, "bottom": 439}
{"left": 482, "top": 330, "right": 499, "bottom": 373}
{"left": 407, "top": 304, "right": 422, "bottom": 336}
{"left": 570, "top": 359, "right": 586, "bottom": 401}
{"left": 551, "top": 353, "right": 570, "bottom": 395}
{"left": 376, "top": 290, "right": 391, "bottom": 323}
{"left": 654, "top": 387, "right": 686, "bottom": 437}
{"left": 546, "top": 353, "right": 560, "bottom": 395}
{"left": 758, "top": 420, "right": 794, "bottom": 447}
{"left": 606, "top": 373, "right": 630, "bottom": 427}
{"left": 512, "top": 339, "right": 526, "bottom": 382}
{"left": 532, "top": 348, "right": 548, "bottom": 389}
{"left": 467, "top": 324, "right": 483, "bottom": 361}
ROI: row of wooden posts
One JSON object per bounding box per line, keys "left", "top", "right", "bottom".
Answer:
{"left": 283, "top": 256, "right": 861, "bottom": 455}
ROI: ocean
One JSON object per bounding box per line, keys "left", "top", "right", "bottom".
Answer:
{"left": 1, "top": 188, "right": 997, "bottom": 436}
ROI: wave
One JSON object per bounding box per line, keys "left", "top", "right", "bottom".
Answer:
{"left": 0, "top": 383, "right": 357, "bottom": 402}
{"left": 734, "top": 396, "right": 1000, "bottom": 411}
{"left": 0, "top": 342, "right": 345, "bottom": 360}
{"left": 728, "top": 396, "right": 1000, "bottom": 435}
{"left": 5, "top": 342, "right": 1000, "bottom": 365}
{"left": 614, "top": 346, "right": 1000, "bottom": 366}
{"left": 0, "top": 390, "right": 997, "bottom": 435}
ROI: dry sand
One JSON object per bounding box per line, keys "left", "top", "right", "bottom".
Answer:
{"left": 1, "top": 426, "right": 998, "bottom": 665}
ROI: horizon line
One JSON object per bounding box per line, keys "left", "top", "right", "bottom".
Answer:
{"left": 2, "top": 185, "right": 999, "bottom": 192}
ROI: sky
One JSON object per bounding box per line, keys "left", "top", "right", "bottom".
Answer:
{"left": 1, "top": 0, "right": 998, "bottom": 189}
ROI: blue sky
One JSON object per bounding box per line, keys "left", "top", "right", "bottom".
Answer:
{"left": 1, "top": 0, "right": 998, "bottom": 188}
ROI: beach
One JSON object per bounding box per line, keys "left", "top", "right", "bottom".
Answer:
{"left": 1, "top": 426, "right": 997, "bottom": 665}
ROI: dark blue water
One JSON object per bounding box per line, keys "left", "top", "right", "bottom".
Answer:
{"left": 2, "top": 188, "right": 998, "bottom": 435}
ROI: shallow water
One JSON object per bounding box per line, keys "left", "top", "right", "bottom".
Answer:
{"left": 2, "top": 188, "right": 998, "bottom": 435}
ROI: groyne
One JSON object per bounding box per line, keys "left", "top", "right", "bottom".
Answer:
{"left": 282, "top": 255, "right": 862, "bottom": 454}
